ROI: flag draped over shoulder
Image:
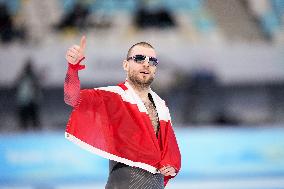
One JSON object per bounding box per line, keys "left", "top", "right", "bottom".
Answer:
{"left": 65, "top": 81, "right": 181, "bottom": 186}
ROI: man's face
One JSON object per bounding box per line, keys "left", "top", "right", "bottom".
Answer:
{"left": 124, "top": 45, "right": 157, "bottom": 88}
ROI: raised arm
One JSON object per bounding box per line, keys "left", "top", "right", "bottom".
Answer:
{"left": 64, "top": 36, "right": 86, "bottom": 107}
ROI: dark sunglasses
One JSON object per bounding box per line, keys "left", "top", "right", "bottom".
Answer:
{"left": 127, "top": 54, "right": 159, "bottom": 66}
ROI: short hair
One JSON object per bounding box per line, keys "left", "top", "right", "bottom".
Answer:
{"left": 127, "top": 42, "right": 154, "bottom": 59}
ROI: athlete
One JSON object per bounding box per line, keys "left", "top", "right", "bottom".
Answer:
{"left": 64, "top": 36, "right": 181, "bottom": 188}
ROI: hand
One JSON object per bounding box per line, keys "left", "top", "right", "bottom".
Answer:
{"left": 159, "top": 166, "right": 176, "bottom": 176}
{"left": 65, "top": 35, "right": 86, "bottom": 65}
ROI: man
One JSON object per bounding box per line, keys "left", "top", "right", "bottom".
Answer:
{"left": 15, "top": 58, "right": 41, "bottom": 130}
{"left": 64, "top": 36, "right": 181, "bottom": 188}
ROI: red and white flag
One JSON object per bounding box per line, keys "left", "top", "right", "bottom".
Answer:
{"left": 65, "top": 81, "right": 181, "bottom": 186}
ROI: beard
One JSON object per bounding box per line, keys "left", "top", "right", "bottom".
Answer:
{"left": 128, "top": 69, "right": 154, "bottom": 89}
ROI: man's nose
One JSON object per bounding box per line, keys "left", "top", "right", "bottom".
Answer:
{"left": 142, "top": 57, "right": 150, "bottom": 67}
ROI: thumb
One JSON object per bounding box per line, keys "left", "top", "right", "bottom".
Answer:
{"left": 80, "top": 35, "right": 86, "bottom": 51}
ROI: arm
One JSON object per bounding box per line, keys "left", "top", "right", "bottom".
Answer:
{"left": 64, "top": 36, "right": 86, "bottom": 107}
{"left": 64, "top": 61, "right": 85, "bottom": 106}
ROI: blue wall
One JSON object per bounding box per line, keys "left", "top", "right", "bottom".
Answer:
{"left": 1, "top": 127, "right": 284, "bottom": 186}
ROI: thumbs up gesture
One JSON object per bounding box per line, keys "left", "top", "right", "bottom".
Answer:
{"left": 65, "top": 36, "right": 86, "bottom": 65}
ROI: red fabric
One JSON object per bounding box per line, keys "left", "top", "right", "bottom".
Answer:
{"left": 64, "top": 57, "right": 86, "bottom": 107}
{"left": 64, "top": 65, "right": 181, "bottom": 187}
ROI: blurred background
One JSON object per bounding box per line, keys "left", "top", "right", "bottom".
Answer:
{"left": 0, "top": 0, "right": 284, "bottom": 188}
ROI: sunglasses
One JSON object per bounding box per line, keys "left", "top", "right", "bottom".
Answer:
{"left": 127, "top": 54, "right": 159, "bottom": 66}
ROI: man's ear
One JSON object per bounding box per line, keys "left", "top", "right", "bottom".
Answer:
{"left": 123, "top": 60, "right": 128, "bottom": 71}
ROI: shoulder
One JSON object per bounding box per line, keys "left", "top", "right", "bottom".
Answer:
{"left": 78, "top": 85, "right": 124, "bottom": 105}
{"left": 150, "top": 90, "right": 172, "bottom": 122}
{"left": 81, "top": 85, "right": 124, "bottom": 94}
{"left": 96, "top": 85, "right": 125, "bottom": 95}
{"left": 150, "top": 90, "right": 168, "bottom": 108}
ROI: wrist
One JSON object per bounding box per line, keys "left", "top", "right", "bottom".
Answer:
{"left": 68, "top": 57, "right": 86, "bottom": 70}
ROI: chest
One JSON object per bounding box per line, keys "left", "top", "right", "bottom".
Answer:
{"left": 143, "top": 100, "right": 159, "bottom": 134}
